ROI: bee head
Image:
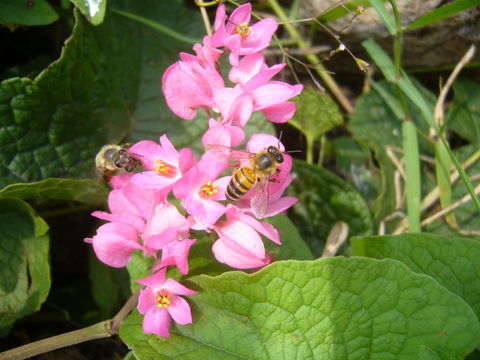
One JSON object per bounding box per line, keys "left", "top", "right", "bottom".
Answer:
{"left": 267, "top": 146, "right": 284, "bottom": 163}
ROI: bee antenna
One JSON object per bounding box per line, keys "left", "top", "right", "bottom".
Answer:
{"left": 278, "top": 130, "right": 283, "bottom": 147}
{"left": 284, "top": 149, "right": 302, "bottom": 154}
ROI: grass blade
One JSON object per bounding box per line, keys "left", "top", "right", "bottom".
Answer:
{"left": 435, "top": 141, "right": 457, "bottom": 227}
{"left": 405, "top": 0, "right": 480, "bottom": 31}
{"left": 402, "top": 121, "right": 421, "bottom": 232}
{"left": 362, "top": 38, "right": 396, "bottom": 80}
{"left": 368, "top": 0, "right": 397, "bottom": 35}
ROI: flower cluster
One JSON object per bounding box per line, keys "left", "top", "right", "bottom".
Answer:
{"left": 86, "top": 3, "right": 302, "bottom": 338}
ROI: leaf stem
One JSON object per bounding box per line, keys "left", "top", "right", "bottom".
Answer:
{"left": 0, "top": 291, "right": 139, "bottom": 360}
{"left": 266, "top": 0, "right": 354, "bottom": 114}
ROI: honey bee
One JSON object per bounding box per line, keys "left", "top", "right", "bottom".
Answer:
{"left": 95, "top": 144, "right": 139, "bottom": 182}
{"left": 212, "top": 145, "right": 285, "bottom": 219}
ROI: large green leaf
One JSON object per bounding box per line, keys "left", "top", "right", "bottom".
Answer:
{"left": 0, "top": 178, "right": 108, "bottom": 205}
{"left": 288, "top": 160, "right": 373, "bottom": 256}
{"left": 352, "top": 233, "right": 480, "bottom": 319}
{"left": 120, "top": 257, "right": 480, "bottom": 359}
{"left": 265, "top": 213, "right": 314, "bottom": 260}
{"left": 446, "top": 80, "right": 480, "bottom": 144}
{"left": 0, "top": 198, "right": 50, "bottom": 336}
{"left": 0, "top": 0, "right": 59, "bottom": 26}
{"left": 0, "top": 8, "right": 141, "bottom": 186}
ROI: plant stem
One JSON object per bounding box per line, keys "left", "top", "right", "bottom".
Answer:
{"left": 266, "top": 0, "right": 354, "bottom": 114}
{"left": 0, "top": 322, "right": 112, "bottom": 360}
{"left": 0, "top": 291, "right": 139, "bottom": 360}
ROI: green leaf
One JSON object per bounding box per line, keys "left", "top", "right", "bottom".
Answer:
{"left": 446, "top": 80, "right": 480, "bottom": 144}
{"left": 0, "top": 198, "right": 50, "bottom": 335}
{"left": 88, "top": 250, "right": 127, "bottom": 318}
{"left": 127, "top": 251, "right": 155, "bottom": 293}
{"left": 405, "top": 0, "right": 480, "bottom": 30}
{"left": 265, "top": 213, "right": 314, "bottom": 260}
{"left": 288, "top": 160, "right": 373, "bottom": 256}
{"left": 70, "top": 0, "right": 107, "bottom": 25}
{"left": 368, "top": 0, "right": 396, "bottom": 35}
{"left": 0, "top": 178, "right": 108, "bottom": 206}
{"left": 0, "top": 0, "right": 59, "bottom": 26}
{"left": 0, "top": 9, "right": 141, "bottom": 186}
{"left": 351, "top": 233, "right": 480, "bottom": 319}
{"left": 289, "top": 87, "right": 343, "bottom": 141}
{"left": 120, "top": 257, "right": 480, "bottom": 359}
{"left": 419, "top": 346, "right": 443, "bottom": 360}
{"left": 333, "top": 136, "right": 379, "bottom": 205}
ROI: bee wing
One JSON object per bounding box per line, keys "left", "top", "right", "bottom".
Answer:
{"left": 205, "top": 144, "right": 254, "bottom": 167}
{"left": 250, "top": 174, "right": 270, "bottom": 219}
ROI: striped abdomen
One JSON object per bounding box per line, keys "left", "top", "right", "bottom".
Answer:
{"left": 226, "top": 167, "right": 257, "bottom": 201}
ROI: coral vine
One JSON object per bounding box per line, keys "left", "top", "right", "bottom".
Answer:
{"left": 86, "top": 2, "right": 302, "bottom": 338}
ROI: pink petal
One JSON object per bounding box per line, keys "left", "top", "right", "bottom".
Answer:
{"left": 235, "top": 211, "right": 280, "bottom": 244}
{"left": 243, "top": 63, "right": 285, "bottom": 91}
{"left": 216, "top": 219, "right": 265, "bottom": 259}
{"left": 264, "top": 196, "right": 298, "bottom": 217}
{"left": 240, "top": 19, "right": 278, "bottom": 54}
{"left": 168, "top": 296, "right": 193, "bottom": 325}
{"left": 137, "top": 267, "right": 167, "bottom": 289}
{"left": 129, "top": 140, "right": 163, "bottom": 170}
{"left": 164, "top": 278, "right": 197, "bottom": 296}
{"left": 158, "top": 238, "right": 196, "bottom": 275}
{"left": 262, "top": 102, "right": 297, "bottom": 123}
{"left": 131, "top": 171, "right": 177, "bottom": 190}
{"left": 178, "top": 148, "right": 196, "bottom": 175}
{"left": 159, "top": 135, "right": 180, "bottom": 164}
{"left": 226, "top": 3, "right": 251, "bottom": 33}
{"left": 229, "top": 53, "right": 265, "bottom": 85}
{"left": 138, "top": 288, "right": 156, "bottom": 314}
{"left": 92, "top": 232, "right": 142, "bottom": 268}
{"left": 247, "top": 133, "right": 285, "bottom": 153}
{"left": 143, "top": 307, "right": 171, "bottom": 338}
{"left": 144, "top": 227, "right": 179, "bottom": 253}
{"left": 212, "top": 236, "right": 269, "bottom": 269}
{"left": 252, "top": 82, "right": 302, "bottom": 110}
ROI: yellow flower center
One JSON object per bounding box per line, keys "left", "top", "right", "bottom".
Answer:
{"left": 156, "top": 292, "right": 171, "bottom": 308}
{"left": 153, "top": 160, "right": 177, "bottom": 177}
{"left": 200, "top": 181, "right": 218, "bottom": 198}
{"left": 235, "top": 22, "right": 251, "bottom": 38}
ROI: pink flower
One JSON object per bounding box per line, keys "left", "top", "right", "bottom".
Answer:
{"left": 142, "top": 202, "right": 191, "bottom": 256}
{"left": 85, "top": 222, "right": 143, "bottom": 268}
{"left": 215, "top": 54, "right": 303, "bottom": 124}
{"left": 155, "top": 238, "right": 197, "bottom": 275}
{"left": 130, "top": 135, "right": 195, "bottom": 191}
{"left": 162, "top": 46, "right": 224, "bottom": 120}
{"left": 204, "top": 3, "right": 278, "bottom": 65}
{"left": 92, "top": 173, "right": 164, "bottom": 233}
{"left": 173, "top": 159, "right": 230, "bottom": 226}
{"left": 212, "top": 205, "right": 280, "bottom": 269}
{"left": 137, "top": 268, "right": 197, "bottom": 338}
{"left": 202, "top": 119, "right": 245, "bottom": 147}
